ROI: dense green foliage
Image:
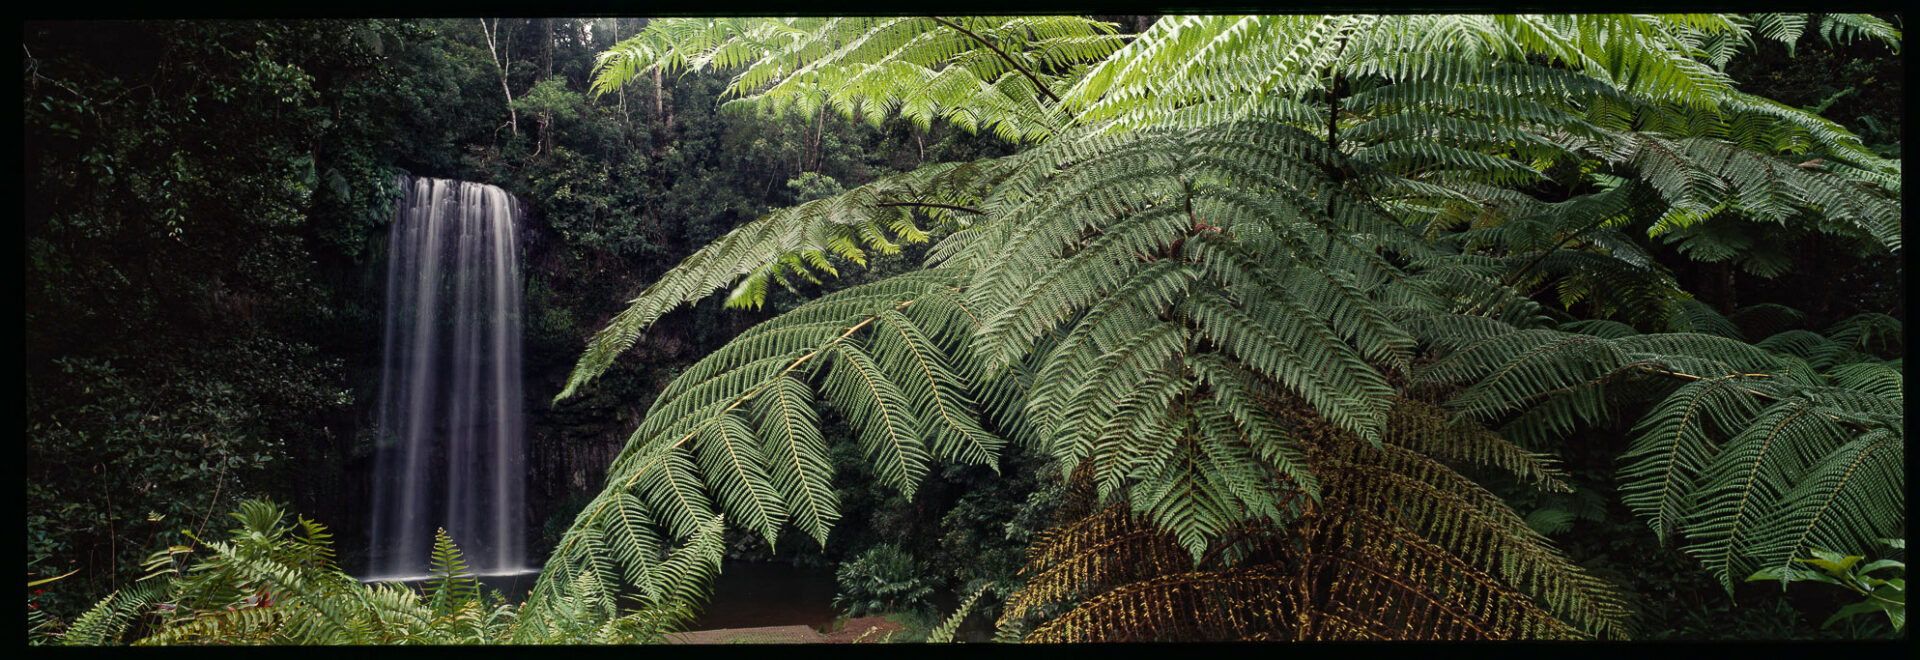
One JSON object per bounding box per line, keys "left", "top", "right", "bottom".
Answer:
{"left": 24, "top": 16, "right": 987, "bottom": 626}
{"left": 25, "top": 19, "right": 405, "bottom": 617}
{"left": 40, "top": 500, "right": 702, "bottom": 645}
{"left": 833, "top": 543, "right": 935, "bottom": 618}
{"left": 541, "top": 13, "right": 1903, "bottom": 641}
{"left": 24, "top": 13, "right": 1903, "bottom": 644}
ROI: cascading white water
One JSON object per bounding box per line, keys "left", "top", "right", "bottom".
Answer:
{"left": 368, "top": 175, "right": 529, "bottom": 580}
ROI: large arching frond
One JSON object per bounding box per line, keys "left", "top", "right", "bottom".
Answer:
{"left": 1419, "top": 324, "right": 1905, "bottom": 590}
{"left": 559, "top": 159, "right": 1014, "bottom": 399}
{"left": 592, "top": 16, "right": 1126, "bottom": 142}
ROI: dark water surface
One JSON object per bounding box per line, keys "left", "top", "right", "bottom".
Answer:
{"left": 361, "top": 561, "right": 838, "bottom": 631}
{"left": 368, "top": 561, "right": 1007, "bottom": 639}
{"left": 361, "top": 568, "right": 542, "bottom": 605}
{"left": 689, "top": 561, "right": 840, "bottom": 631}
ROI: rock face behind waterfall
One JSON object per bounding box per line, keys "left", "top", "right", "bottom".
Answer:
{"left": 369, "top": 176, "right": 528, "bottom": 579}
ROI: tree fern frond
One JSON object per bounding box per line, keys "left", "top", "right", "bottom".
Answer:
{"left": 1727, "top": 303, "right": 1806, "bottom": 339}
{"left": 823, "top": 338, "right": 933, "bottom": 497}
{"left": 559, "top": 160, "right": 1012, "bottom": 400}
{"left": 1824, "top": 312, "right": 1902, "bottom": 358}
{"left": 547, "top": 15, "right": 1902, "bottom": 639}
{"left": 1382, "top": 398, "right": 1573, "bottom": 492}
{"left": 751, "top": 375, "right": 840, "bottom": 547}
{"left": 1682, "top": 394, "right": 1899, "bottom": 588}
{"left": 596, "top": 492, "right": 665, "bottom": 601}
{"left": 1620, "top": 373, "right": 1772, "bottom": 543}
{"left": 694, "top": 413, "right": 788, "bottom": 546}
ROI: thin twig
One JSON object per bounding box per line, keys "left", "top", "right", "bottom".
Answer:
{"left": 871, "top": 201, "right": 986, "bottom": 215}
{"left": 193, "top": 453, "right": 231, "bottom": 544}
{"left": 928, "top": 17, "right": 1061, "bottom": 104}
{"left": 1635, "top": 367, "right": 1880, "bottom": 432}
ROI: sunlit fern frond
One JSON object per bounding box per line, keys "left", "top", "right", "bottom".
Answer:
{"left": 515, "top": 512, "right": 721, "bottom": 644}
{"left": 133, "top": 605, "right": 291, "bottom": 646}
{"left": 593, "top": 16, "right": 1127, "bottom": 142}
{"left": 545, "top": 116, "right": 1449, "bottom": 622}
{"left": 1627, "top": 136, "right": 1902, "bottom": 251}
{"left": 926, "top": 580, "right": 995, "bottom": 643}
{"left": 123, "top": 502, "right": 427, "bottom": 645}
{"left": 527, "top": 270, "right": 988, "bottom": 630}
{"left": 193, "top": 540, "right": 376, "bottom": 643}
{"left": 551, "top": 17, "right": 1901, "bottom": 638}
{"left": 1062, "top": 15, "right": 1734, "bottom": 135}
{"left": 425, "top": 528, "right": 478, "bottom": 619}
{"left": 559, "top": 159, "right": 1017, "bottom": 399}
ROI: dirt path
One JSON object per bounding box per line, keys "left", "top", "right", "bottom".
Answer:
{"left": 819, "top": 616, "right": 908, "bottom": 643}
{"left": 663, "top": 616, "right": 907, "bottom": 644}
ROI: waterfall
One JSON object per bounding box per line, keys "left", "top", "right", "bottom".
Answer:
{"left": 368, "top": 176, "right": 529, "bottom": 579}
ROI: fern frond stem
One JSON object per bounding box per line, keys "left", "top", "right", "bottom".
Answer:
{"left": 1642, "top": 367, "right": 1874, "bottom": 431}
{"left": 558, "top": 298, "right": 920, "bottom": 559}
{"left": 871, "top": 201, "right": 987, "bottom": 215}
{"left": 1642, "top": 368, "right": 1772, "bottom": 383}
{"left": 928, "top": 17, "right": 1063, "bottom": 104}
{"left": 1496, "top": 212, "right": 1623, "bottom": 290}
{"left": 1321, "top": 543, "right": 1496, "bottom": 639}
{"left": 193, "top": 455, "right": 232, "bottom": 546}
{"left": 1324, "top": 24, "right": 1354, "bottom": 153}
{"left": 1785, "top": 436, "right": 1896, "bottom": 568}
{"left": 1717, "top": 406, "right": 1818, "bottom": 583}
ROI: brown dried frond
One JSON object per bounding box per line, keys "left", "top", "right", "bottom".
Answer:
{"left": 998, "top": 504, "right": 1191, "bottom": 627}
{"left": 995, "top": 392, "right": 1634, "bottom": 642}
{"left": 1297, "top": 507, "right": 1583, "bottom": 640}
{"left": 1310, "top": 428, "right": 1633, "bottom": 639}
{"left": 1025, "top": 566, "right": 1301, "bottom": 643}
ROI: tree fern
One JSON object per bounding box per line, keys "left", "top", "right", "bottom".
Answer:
{"left": 552, "top": 13, "right": 1903, "bottom": 639}
{"left": 592, "top": 17, "right": 1126, "bottom": 142}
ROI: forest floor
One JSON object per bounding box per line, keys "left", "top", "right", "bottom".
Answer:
{"left": 663, "top": 616, "right": 907, "bottom": 644}
{"left": 820, "top": 616, "right": 910, "bottom": 643}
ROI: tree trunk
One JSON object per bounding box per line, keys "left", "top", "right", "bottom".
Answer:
{"left": 541, "top": 18, "right": 553, "bottom": 81}
{"left": 480, "top": 19, "right": 518, "bottom": 139}
{"left": 612, "top": 19, "right": 628, "bottom": 128}
{"left": 654, "top": 68, "right": 666, "bottom": 122}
